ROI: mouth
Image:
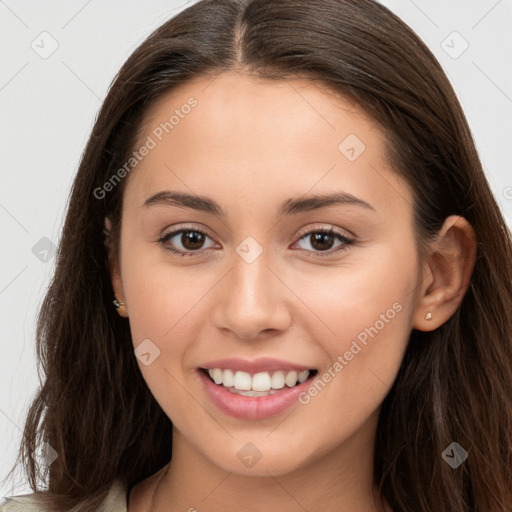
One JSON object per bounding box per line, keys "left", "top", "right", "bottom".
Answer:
{"left": 197, "top": 365, "right": 318, "bottom": 420}
{"left": 200, "top": 367, "right": 318, "bottom": 397}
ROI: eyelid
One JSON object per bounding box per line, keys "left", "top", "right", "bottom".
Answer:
{"left": 294, "top": 223, "right": 354, "bottom": 241}
{"left": 160, "top": 222, "right": 215, "bottom": 239}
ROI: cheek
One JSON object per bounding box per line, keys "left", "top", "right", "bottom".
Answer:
{"left": 294, "top": 240, "right": 419, "bottom": 431}
{"left": 122, "top": 259, "right": 209, "bottom": 358}
{"left": 304, "top": 233, "right": 419, "bottom": 353}
{"left": 116, "top": 230, "right": 201, "bottom": 372}
{"left": 119, "top": 245, "right": 211, "bottom": 424}
{"left": 119, "top": 220, "right": 200, "bottom": 329}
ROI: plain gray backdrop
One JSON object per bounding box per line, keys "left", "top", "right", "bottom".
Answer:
{"left": 1, "top": 0, "right": 511, "bottom": 497}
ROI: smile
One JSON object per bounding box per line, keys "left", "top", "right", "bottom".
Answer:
{"left": 205, "top": 368, "right": 312, "bottom": 396}
{"left": 198, "top": 359, "right": 318, "bottom": 420}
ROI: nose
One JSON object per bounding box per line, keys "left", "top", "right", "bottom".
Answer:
{"left": 212, "top": 249, "right": 292, "bottom": 340}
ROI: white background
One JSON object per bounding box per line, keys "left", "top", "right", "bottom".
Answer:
{"left": 1, "top": 0, "right": 511, "bottom": 497}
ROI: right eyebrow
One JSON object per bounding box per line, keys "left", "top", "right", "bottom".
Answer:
{"left": 142, "top": 190, "right": 226, "bottom": 217}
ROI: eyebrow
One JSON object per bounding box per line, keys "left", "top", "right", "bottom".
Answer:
{"left": 142, "top": 190, "right": 376, "bottom": 216}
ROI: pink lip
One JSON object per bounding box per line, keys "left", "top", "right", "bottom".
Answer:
{"left": 200, "top": 357, "right": 313, "bottom": 374}
{"left": 198, "top": 369, "right": 315, "bottom": 420}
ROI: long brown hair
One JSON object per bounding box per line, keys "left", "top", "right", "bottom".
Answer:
{"left": 3, "top": 0, "right": 512, "bottom": 510}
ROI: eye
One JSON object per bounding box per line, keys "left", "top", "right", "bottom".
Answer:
{"left": 158, "top": 225, "right": 354, "bottom": 258}
{"left": 291, "top": 227, "right": 354, "bottom": 257}
{"left": 158, "top": 226, "right": 218, "bottom": 257}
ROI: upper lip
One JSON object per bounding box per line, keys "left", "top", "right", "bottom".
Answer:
{"left": 200, "top": 357, "right": 314, "bottom": 374}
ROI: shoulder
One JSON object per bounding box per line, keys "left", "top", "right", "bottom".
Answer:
{"left": 0, "top": 479, "right": 127, "bottom": 512}
{"left": 0, "top": 494, "right": 46, "bottom": 512}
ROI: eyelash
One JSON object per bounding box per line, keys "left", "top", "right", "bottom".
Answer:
{"left": 158, "top": 225, "right": 354, "bottom": 258}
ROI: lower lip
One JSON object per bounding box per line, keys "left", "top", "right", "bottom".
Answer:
{"left": 198, "top": 370, "right": 313, "bottom": 420}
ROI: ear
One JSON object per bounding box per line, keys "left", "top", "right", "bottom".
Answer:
{"left": 104, "top": 216, "right": 128, "bottom": 318}
{"left": 413, "top": 215, "right": 477, "bottom": 331}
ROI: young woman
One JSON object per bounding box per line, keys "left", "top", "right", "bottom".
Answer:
{"left": 2, "top": 0, "right": 512, "bottom": 511}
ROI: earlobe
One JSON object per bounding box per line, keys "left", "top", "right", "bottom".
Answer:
{"left": 104, "top": 216, "right": 129, "bottom": 318}
{"left": 413, "top": 215, "right": 477, "bottom": 332}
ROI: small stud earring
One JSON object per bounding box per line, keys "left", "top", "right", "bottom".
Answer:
{"left": 425, "top": 311, "right": 432, "bottom": 321}
{"left": 113, "top": 299, "right": 125, "bottom": 309}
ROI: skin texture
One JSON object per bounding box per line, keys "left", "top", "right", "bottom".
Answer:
{"left": 106, "top": 71, "right": 477, "bottom": 512}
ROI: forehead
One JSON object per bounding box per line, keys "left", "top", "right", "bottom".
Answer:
{"left": 140, "top": 71, "right": 377, "bottom": 150}
{"left": 123, "top": 71, "right": 413, "bottom": 220}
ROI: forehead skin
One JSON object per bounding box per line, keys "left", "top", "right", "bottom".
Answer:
{"left": 124, "top": 71, "right": 413, "bottom": 240}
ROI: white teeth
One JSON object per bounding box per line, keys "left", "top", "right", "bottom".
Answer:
{"left": 233, "top": 371, "right": 252, "bottom": 391}
{"left": 230, "top": 388, "right": 279, "bottom": 397}
{"left": 271, "top": 371, "right": 285, "bottom": 389}
{"left": 205, "top": 368, "right": 311, "bottom": 392}
{"left": 223, "top": 369, "right": 234, "bottom": 387}
{"left": 284, "top": 370, "right": 298, "bottom": 387}
{"left": 298, "top": 370, "right": 309, "bottom": 383}
{"left": 212, "top": 368, "right": 223, "bottom": 385}
{"left": 252, "top": 372, "right": 272, "bottom": 392}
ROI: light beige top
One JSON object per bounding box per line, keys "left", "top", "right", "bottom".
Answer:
{"left": 0, "top": 479, "right": 128, "bottom": 512}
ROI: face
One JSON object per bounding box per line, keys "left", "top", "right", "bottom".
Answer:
{"left": 110, "top": 71, "right": 424, "bottom": 477}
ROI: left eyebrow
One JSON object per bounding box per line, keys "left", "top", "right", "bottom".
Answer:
{"left": 141, "top": 190, "right": 376, "bottom": 217}
{"left": 279, "top": 192, "right": 376, "bottom": 215}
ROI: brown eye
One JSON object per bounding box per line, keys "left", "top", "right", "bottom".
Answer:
{"left": 160, "top": 228, "right": 217, "bottom": 256}
{"left": 293, "top": 228, "right": 354, "bottom": 257}
{"left": 180, "top": 230, "right": 206, "bottom": 250}
{"left": 309, "top": 232, "right": 335, "bottom": 251}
